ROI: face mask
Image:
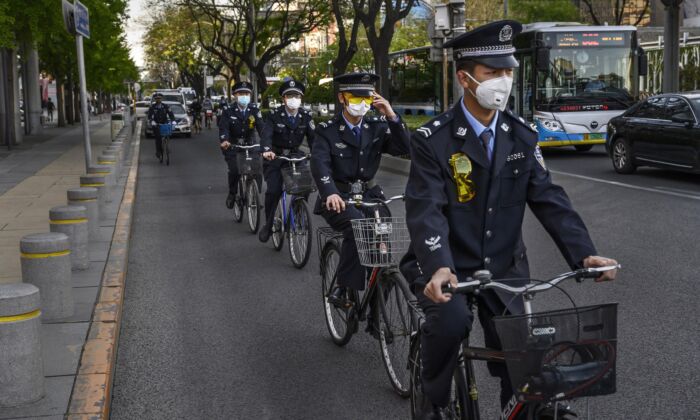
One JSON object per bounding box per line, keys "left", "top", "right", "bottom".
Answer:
{"left": 346, "top": 101, "right": 370, "bottom": 117}
{"left": 464, "top": 72, "right": 513, "bottom": 112}
{"left": 237, "top": 95, "right": 250, "bottom": 107}
{"left": 286, "top": 97, "right": 301, "bottom": 111}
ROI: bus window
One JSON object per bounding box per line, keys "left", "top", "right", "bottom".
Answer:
{"left": 522, "top": 55, "right": 534, "bottom": 120}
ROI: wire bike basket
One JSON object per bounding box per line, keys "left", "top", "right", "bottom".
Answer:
{"left": 236, "top": 152, "right": 262, "bottom": 175}
{"left": 350, "top": 217, "right": 410, "bottom": 267}
{"left": 493, "top": 303, "right": 618, "bottom": 403}
{"left": 281, "top": 161, "right": 316, "bottom": 195}
{"left": 159, "top": 124, "right": 173, "bottom": 137}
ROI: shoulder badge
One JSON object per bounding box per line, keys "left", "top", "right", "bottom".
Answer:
{"left": 309, "top": 120, "right": 315, "bottom": 130}
{"left": 534, "top": 145, "right": 547, "bottom": 170}
{"left": 416, "top": 112, "right": 452, "bottom": 139}
{"left": 319, "top": 122, "right": 327, "bottom": 128}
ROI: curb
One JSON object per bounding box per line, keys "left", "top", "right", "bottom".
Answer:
{"left": 65, "top": 122, "right": 141, "bottom": 419}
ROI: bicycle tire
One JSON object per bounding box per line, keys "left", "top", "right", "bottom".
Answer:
{"left": 320, "top": 240, "right": 356, "bottom": 346}
{"left": 164, "top": 137, "right": 170, "bottom": 166}
{"left": 271, "top": 199, "right": 284, "bottom": 251}
{"left": 246, "top": 180, "right": 261, "bottom": 233}
{"left": 376, "top": 270, "right": 417, "bottom": 398}
{"left": 288, "top": 199, "right": 312, "bottom": 269}
{"left": 233, "top": 179, "right": 244, "bottom": 223}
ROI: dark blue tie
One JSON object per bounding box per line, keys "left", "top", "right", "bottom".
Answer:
{"left": 288, "top": 116, "right": 296, "bottom": 128}
{"left": 352, "top": 126, "right": 361, "bottom": 145}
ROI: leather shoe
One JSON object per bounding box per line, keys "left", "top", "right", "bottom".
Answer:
{"left": 225, "top": 193, "right": 235, "bottom": 209}
{"left": 327, "top": 287, "right": 352, "bottom": 309}
{"left": 258, "top": 224, "right": 271, "bottom": 243}
{"left": 416, "top": 398, "right": 444, "bottom": 420}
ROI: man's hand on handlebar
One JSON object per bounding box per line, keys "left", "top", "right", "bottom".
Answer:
{"left": 220, "top": 140, "right": 231, "bottom": 150}
{"left": 583, "top": 256, "right": 618, "bottom": 282}
{"left": 424, "top": 267, "right": 458, "bottom": 304}
{"left": 263, "top": 151, "right": 276, "bottom": 160}
{"left": 325, "top": 194, "right": 345, "bottom": 213}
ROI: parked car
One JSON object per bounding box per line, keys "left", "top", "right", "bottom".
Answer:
{"left": 133, "top": 101, "right": 150, "bottom": 120}
{"left": 606, "top": 92, "right": 700, "bottom": 174}
{"left": 144, "top": 101, "right": 191, "bottom": 138}
{"left": 150, "top": 90, "right": 186, "bottom": 108}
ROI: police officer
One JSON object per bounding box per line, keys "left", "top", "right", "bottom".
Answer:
{"left": 311, "top": 72, "right": 410, "bottom": 313}
{"left": 219, "top": 81, "right": 264, "bottom": 209}
{"left": 147, "top": 93, "right": 175, "bottom": 159}
{"left": 398, "top": 21, "right": 618, "bottom": 419}
{"left": 258, "top": 79, "right": 315, "bottom": 242}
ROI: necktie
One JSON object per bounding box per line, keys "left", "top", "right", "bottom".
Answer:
{"left": 352, "top": 126, "right": 361, "bottom": 145}
{"left": 288, "top": 116, "right": 296, "bottom": 128}
{"left": 479, "top": 129, "right": 493, "bottom": 162}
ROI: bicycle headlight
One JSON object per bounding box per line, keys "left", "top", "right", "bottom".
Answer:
{"left": 536, "top": 118, "right": 563, "bottom": 132}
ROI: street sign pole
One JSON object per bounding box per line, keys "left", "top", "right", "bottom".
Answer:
{"left": 76, "top": 34, "right": 91, "bottom": 170}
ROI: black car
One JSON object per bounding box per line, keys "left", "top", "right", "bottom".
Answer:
{"left": 606, "top": 92, "right": 700, "bottom": 174}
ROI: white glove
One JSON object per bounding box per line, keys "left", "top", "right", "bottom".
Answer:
{"left": 150, "top": 121, "right": 156, "bottom": 127}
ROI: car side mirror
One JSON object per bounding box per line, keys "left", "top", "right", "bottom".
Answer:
{"left": 536, "top": 48, "right": 550, "bottom": 72}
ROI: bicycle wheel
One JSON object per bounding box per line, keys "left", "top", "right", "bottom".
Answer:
{"left": 376, "top": 270, "right": 418, "bottom": 397}
{"left": 271, "top": 199, "right": 284, "bottom": 251}
{"left": 320, "top": 240, "right": 356, "bottom": 346}
{"left": 246, "top": 180, "right": 261, "bottom": 233}
{"left": 288, "top": 198, "right": 312, "bottom": 269}
{"left": 233, "top": 179, "right": 244, "bottom": 223}
{"left": 164, "top": 137, "right": 170, "bottom": 166}
{"left": 158, "top": 137, "right": 164, "bottom": 164}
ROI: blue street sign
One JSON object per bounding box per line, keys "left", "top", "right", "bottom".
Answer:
{"left": 74, "top": 0, "right": 90, "bottom": 38}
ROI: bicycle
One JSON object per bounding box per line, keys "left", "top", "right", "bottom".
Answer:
{"left": 231, "top": 144, "right": 262, "bottom": 233}
{"left": 318, "top": 194, "right": 418, "bottom": 397}
{"left": 205, "top": 109, "right": 213, "bottom": 129}
{"left": 269, "top": 155, "right": 315, "bottom": 269}
{"left": 191, "top": 112, "right": 202, "bottom": 134}
{"left": 158, "top": 123, "right": 174, "bottom": 166}
{"left": 408, "top": 265, "right": 621, "bottom": 420}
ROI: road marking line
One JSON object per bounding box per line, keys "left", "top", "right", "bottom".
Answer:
{"left": 550, "top": 170, "right": 700, "bottom": 201}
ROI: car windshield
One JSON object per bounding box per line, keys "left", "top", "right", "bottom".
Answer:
{"left": 183, "top": 91, "right": 196, "bottom": 101}
{"left": 169, "top": 104, "right": 186, "bottom": 115}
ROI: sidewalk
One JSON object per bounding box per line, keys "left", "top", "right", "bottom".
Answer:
{"left": 0, "top": 119, "right": 136, "bottom": 419}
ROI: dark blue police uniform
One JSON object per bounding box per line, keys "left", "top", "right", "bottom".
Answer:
{"left": 398, "top": 21, "right": 598, "bottom": 411}
{"left": 259, "top": 79, "right": 316, "bottom": 240}
{"left": 311, "top": 73, "right": 410, "bottom": 291}
{"left": 219, "top": 82, "right": 264, "bottom": 205}
{"left": 147, "top": 96, "right": 175, "bottom": 158}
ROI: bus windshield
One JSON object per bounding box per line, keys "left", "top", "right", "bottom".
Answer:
{"left": 536, "top": 44, "right": 634, "bottom": 112}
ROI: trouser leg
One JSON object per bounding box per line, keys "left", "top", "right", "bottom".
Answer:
{"left": 321, "top": 205, "right": 366, "bottom": 290}
{"left": 263, "top": 161, "right": 284, "bottom": 227}
{"left": 225, "top": 153, "right": 240, "bottom": 195}
{"left": 154, "top": 130, "right": 163, "bottom": 156}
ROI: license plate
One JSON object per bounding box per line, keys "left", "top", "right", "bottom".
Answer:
{"left": 584, "top": 133, "right": 605, "bottom": 141}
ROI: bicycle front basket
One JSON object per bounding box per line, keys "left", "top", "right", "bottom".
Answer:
{"left": 350, "top": 217, "right": 410, "bottom": 267}
{"left": 493, "top": 303, "right": 618, "bottom": 402}
{"left": 159, "top": 124, "right": 173, "bottom": 136}
{"left": 236, "top": 152, "right": 262, "bottom": 175}
{"left": 281, "top": 161, "right": 316, "bottom": 195}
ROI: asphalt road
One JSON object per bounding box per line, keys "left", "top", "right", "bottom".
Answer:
{"left": 111, "top": 126, "right": 699, "bottom": 419}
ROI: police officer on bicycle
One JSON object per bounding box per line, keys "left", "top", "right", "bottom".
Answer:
{"left": 310, "top": 72, "right": 410, "bottom": 315}
{"left": 258, "top": 79, "right": 316, "bottom": 243}
{"left": 398, "top": 21, "right": 618, "bottom": 419}
{"left": 147, "top": 93, "right": 175, "bottom": 160}
{"left": 190, "top": 97, "right": 203, "bottom": 131}
{"left": 219, "top": 81, "right": 264, "bottom": 209}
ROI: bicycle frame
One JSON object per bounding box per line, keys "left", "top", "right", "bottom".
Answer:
{"left": 277, "top": 156, "right": 311, "bottom": 234}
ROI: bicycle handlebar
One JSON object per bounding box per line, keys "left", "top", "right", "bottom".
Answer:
{"left": 442, "top": 265, "right": 621, "bottom": 296}
{"left": 232, "top": 144, "right": 260, "bottom": 150}
{"left": 275, "top": 155, "right": 310, "bottom": 162}
{"left": 346, "top": 194, "right": 405, "bottom": 208}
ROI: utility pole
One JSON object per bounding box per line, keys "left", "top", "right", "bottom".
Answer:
{"left": 662, "top": 0, "right": 683, "bottom": 93}
{"left": 249, "top": 1, "right": 258, "bottom": 105}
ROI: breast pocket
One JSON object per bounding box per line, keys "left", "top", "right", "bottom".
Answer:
{"left": 499, "top": 165, "right": 530, "bottom": 207}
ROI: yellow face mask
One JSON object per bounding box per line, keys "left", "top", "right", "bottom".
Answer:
{"left": 343, "top": 93, "right": 373, "bottom": 105}
{"left": 449, "top": 153, "right": 476, "bottom": 202}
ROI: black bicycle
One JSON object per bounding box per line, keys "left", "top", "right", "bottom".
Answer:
{"left": 232, "top": 144, "right": 262, "bottom": 233}
{"left": 409, "top": 265, "right": 620, "bottom": 420}
{"left": 318, "top": 194, "right": 418, "bottom": 397}
{"left": 158, "top": 123, "right": 174, "bottom": 166}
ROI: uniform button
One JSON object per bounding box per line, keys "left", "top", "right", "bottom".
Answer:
{"left": 360, "top": 168, "right": 364, "bottom": 172}
{"left": 486, "top": 230, "right": 492, "bottom": 238}
{"left": 484, "top": 257, "right": 491, "bottom": 265}
{"left": 488, "top": 207, "right": 494, "bottom": 214}
{"left": 360, "top": 151, "right": 363, "bottom": 155}
{"left": 514, "top": 169, "right": 519, "bottom": 175}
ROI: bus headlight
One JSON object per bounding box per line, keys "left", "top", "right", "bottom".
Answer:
{"left": 536, "top": 118, "right": 563, "bottom": 132}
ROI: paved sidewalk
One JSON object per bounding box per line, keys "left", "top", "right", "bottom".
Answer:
{"left": 0, "top": 119, "right": 135, "bottom": 419}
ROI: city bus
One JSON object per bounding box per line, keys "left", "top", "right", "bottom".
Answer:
{"left": 513, "top": 23, "right": 645, "bottom": 150}
{"left": 388, "top": 23, "right": 647, "bottom": 151}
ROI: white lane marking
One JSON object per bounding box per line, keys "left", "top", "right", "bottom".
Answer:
{"left": 550, "top": 170, "right": 700, "bottom": 201}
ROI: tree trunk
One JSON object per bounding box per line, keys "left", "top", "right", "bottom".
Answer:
{"left": 57, "top": 81, "right": 66, "bottom": 127}
{"left": 253, "top": 66, "right": 267, "bottom": 107}
{"left": 65, "top": 77, "right": 74, "bottom": 124}
{"left": 373, "top": 39, "right": 392, "bottom": 98}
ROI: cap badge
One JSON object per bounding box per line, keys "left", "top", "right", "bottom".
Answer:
{"left": 361, "top": 75, "right": 371, "bottom": 83}
{"left": 290, "top": 81, "right": 295, "bottom": 87}
{"left": 499, "top": 25, "right": 513, "bottom": 42}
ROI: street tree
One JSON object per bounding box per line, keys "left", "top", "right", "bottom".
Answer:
{"left": 580, "top": 0, "right": 650, "bottom": 26}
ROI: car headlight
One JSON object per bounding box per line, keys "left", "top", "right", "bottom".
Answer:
{"left": 536, "top": 118, "right": 563, "bottom": 132}
{"left": 178, "top": 118, "right": 188, "bottom": 125}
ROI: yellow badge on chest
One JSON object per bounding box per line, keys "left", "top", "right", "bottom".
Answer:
{"left": 248, "top": 115, "right": 255, "bottom": 129}
{"left": 449, "top": 153, "right": 476, "bottom": 202}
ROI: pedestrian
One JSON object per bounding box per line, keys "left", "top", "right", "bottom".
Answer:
{"left": 47, "top": 98, "right": 55, "bottom": 122}
{"left": 398, "top": 20, "right": 619, "bottom": 419}
{"left": 147, "top": 93, "right": 175, "bottom": 160}
{"left": 258, "top": 78, "right": 316, "bottom": 242}
{"left": 219, "top": 81, "right": 264, "bottom": 209}
{"left": 310, "top": 72, "right": 410, "bottom": 326}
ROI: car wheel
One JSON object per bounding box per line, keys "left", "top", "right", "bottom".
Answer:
{"left": 574, "top": 144, "right": 593, "bottom": 152}
{"left": 611, "top": 137, "right": 636, "bottom": 174}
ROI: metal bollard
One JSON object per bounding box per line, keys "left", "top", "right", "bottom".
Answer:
{"left": 49, "top": 205, "right": 89, "bottom": 270}
{"left": 97, "top": 154, "right": 119, "bottom": 183}
{"left": 102, "top": 148, "right": 122, "bottom": 169}
{"left": 106, "top": 144, "right": 123, "bottom": 161}
{"left": 20, "top": 232, "right": 73, "bottom": 320}
{"left": 67, "top": 187, "right": 99, "bottom": 241}
{"left": 0, "top": 283, "right": 44, "bottom": 407}
{"left": 87, "top": 165, "right": 114, "bottom": 203}
{"left": 80, "top": 175, "right": 107, "bottom": 216}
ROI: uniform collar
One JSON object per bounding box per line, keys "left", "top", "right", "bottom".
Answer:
{"left": 341, "top": 111, "right": 363, "bottom": 131}
{"left": 460, "top": 97, "right": 498, "bottom": 138}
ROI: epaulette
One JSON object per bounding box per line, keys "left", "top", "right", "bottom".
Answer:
{"left": 318, "top": 118, "right": 335, "bottom": 129}
{"left": 415, "top": 112, "right": 453, "bottom": 138}
{"left": 505, "top": 109, "right": 538, "bottom": 133}
{"left": 367, "top": 115, "right": 385, "bottom": 123}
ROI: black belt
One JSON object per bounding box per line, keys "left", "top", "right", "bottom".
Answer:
{"left": 335, "top": 179, "right": 377, "bottom": 193}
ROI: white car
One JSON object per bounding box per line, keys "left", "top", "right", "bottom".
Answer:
{"left": 145, "top": 101, "right": 191, "bottom": 138}
{"left": 133, "top": 101, "right": 150, "bottom": 120}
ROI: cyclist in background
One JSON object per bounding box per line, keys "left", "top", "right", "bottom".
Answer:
{"left": 147, "top": 92, "right": 175, "bottom": 160}
{"left": 190, "top": 97, "right": 203, "bottom": 133}
{"left": 398, "top": 21, "right": 618, "bottom": 419}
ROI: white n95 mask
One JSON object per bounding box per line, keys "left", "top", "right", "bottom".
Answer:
{"left": 286, "top": 97, "right": 301, "bottom": 111}
{"left": 465, "top": 72, "right": 513, "bottom": 112}
{"left": 346, "top": 101, "right": 370, "bottom": 117}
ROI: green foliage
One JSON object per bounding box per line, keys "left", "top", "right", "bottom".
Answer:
{"left": 390, "top": 16, "right": 430, "bottom": 53}
{"left": 510, "top": 0, "right": 580, "bottom": 23}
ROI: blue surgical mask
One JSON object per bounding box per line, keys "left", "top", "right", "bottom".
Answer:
{"left": 237, "top": 95, "right": 251, "bottom": 107}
